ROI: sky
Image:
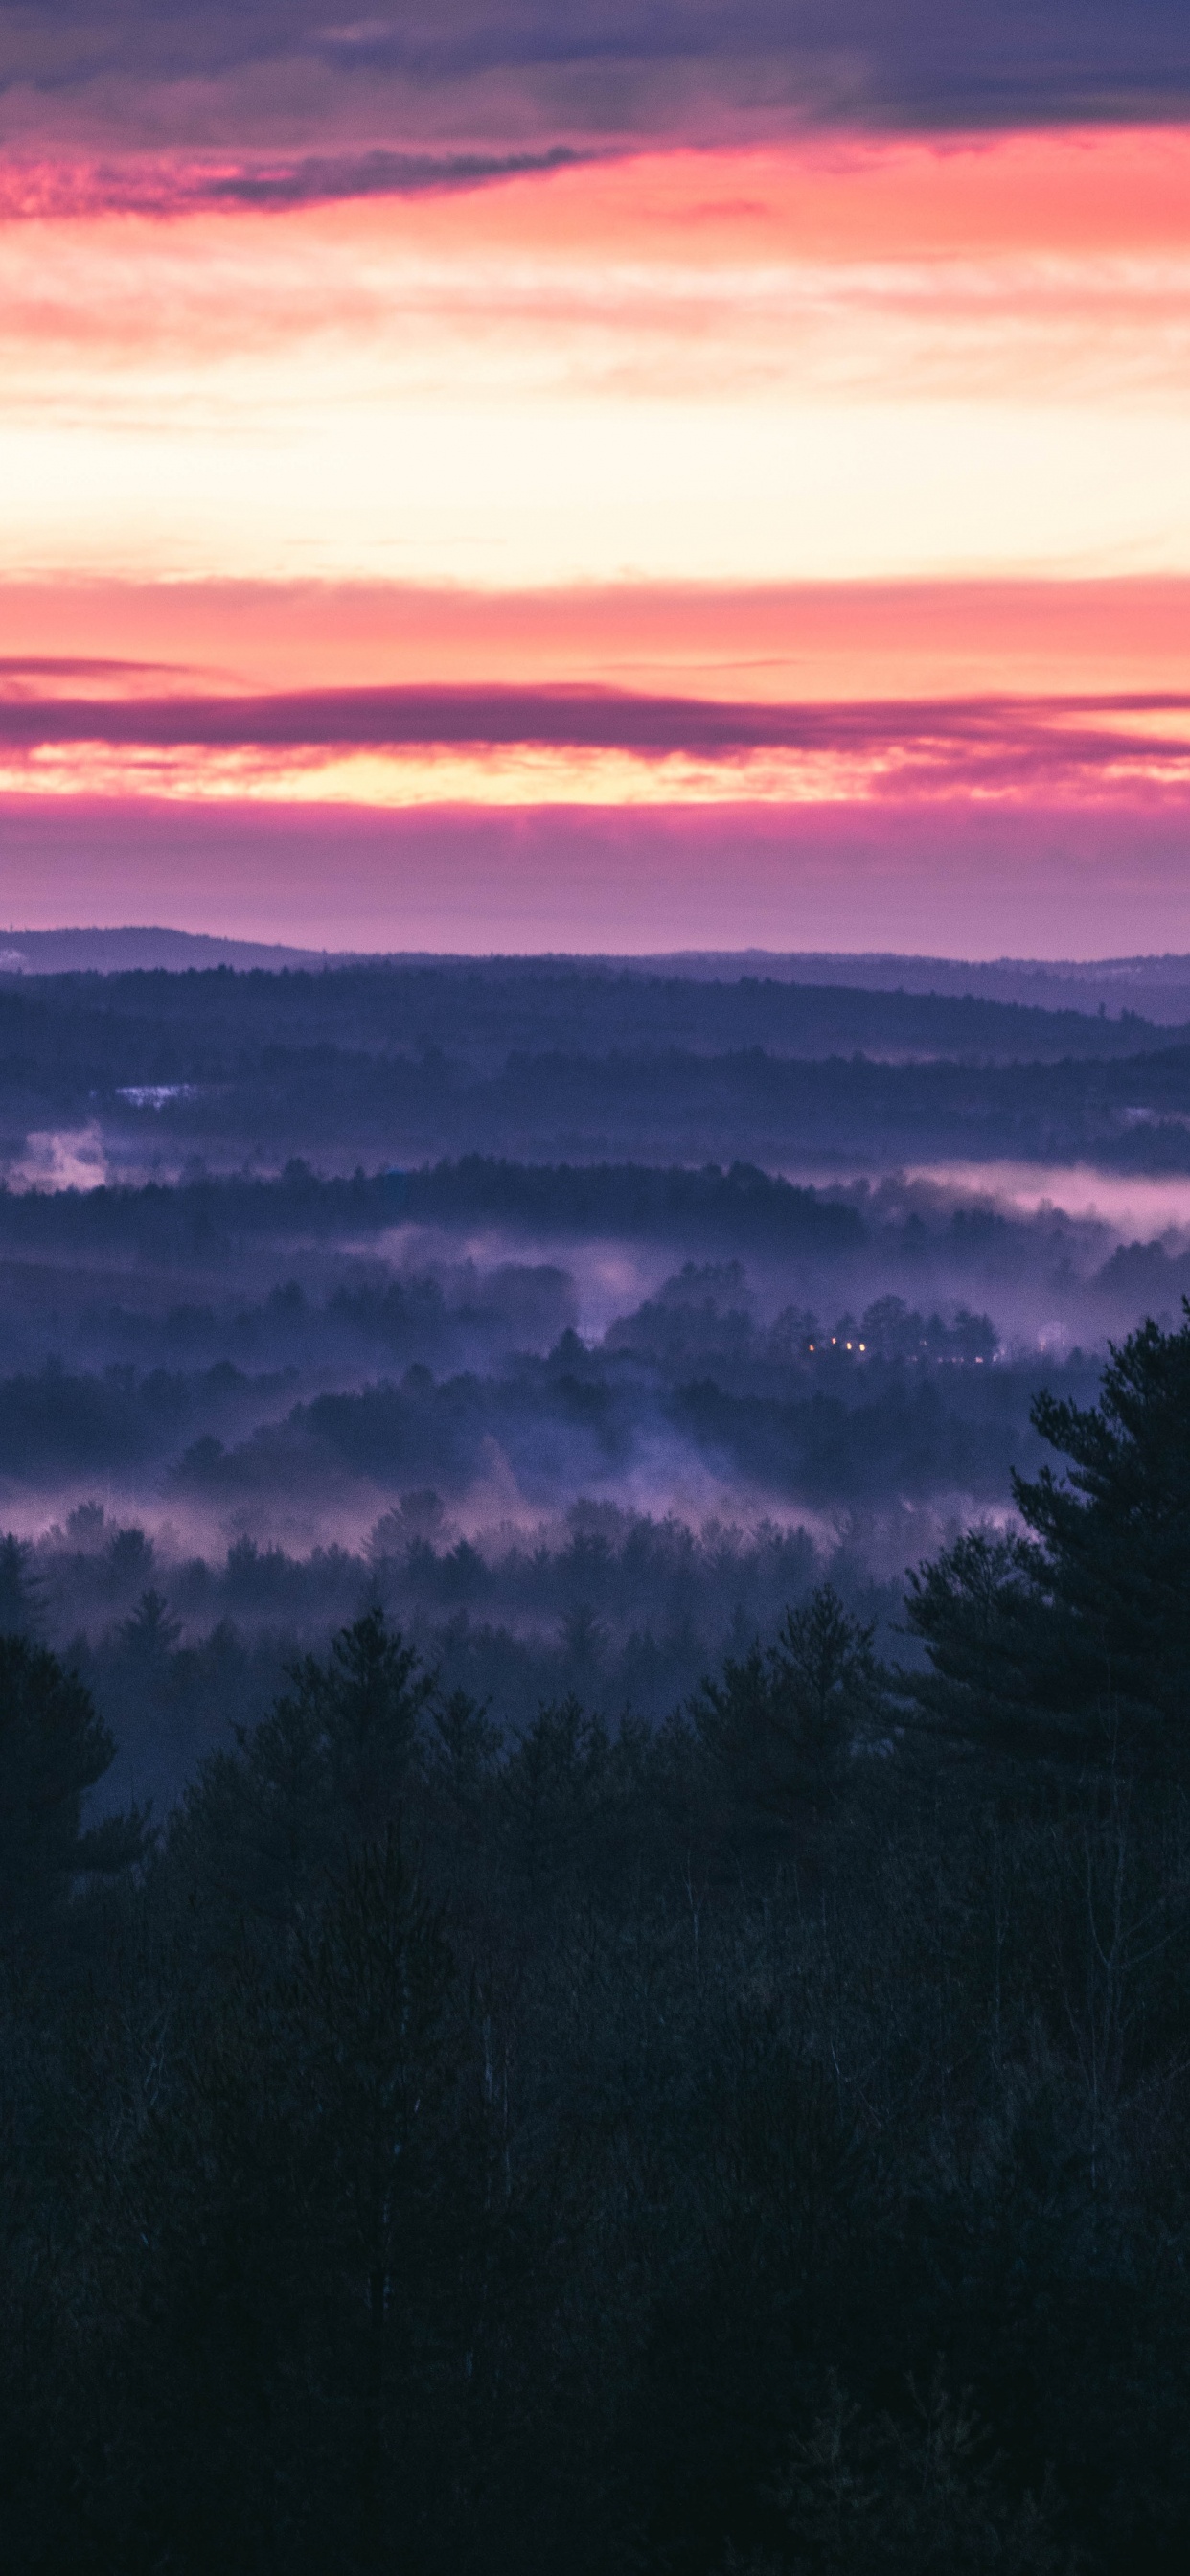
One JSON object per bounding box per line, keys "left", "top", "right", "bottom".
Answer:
{"left": 1, "top": 3, "right": 1189, "bottom": 954}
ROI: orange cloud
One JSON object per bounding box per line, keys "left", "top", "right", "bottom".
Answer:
{"left": 2, "top": 575, "right": 1188, "bottom": 705}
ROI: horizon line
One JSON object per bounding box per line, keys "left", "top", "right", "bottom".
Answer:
{"left": 7, "top": 926, "right": 1190, "bottom": 978}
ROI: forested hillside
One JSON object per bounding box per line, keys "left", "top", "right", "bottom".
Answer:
{"left": 4, "top": 958, "right": 1190, "bottom": 1176}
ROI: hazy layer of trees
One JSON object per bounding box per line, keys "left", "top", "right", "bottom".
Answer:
{"left": 0, "top": 1151, "right": 1186, "bottom": 1307}
{"left": 3, "top": 957, "right": 1190, "bottom": 1175}
{"left": 2, "top": 955, "right": 1187, "bottom": 1585}
{"left": 0, "top": 1157, "right": 1168, "bottom": 1532}
{"left": 0, "top": 1506, "right": 868, "bottom": 1814}
{"left": 0, "top": 1156, "right": 1169, "bottom": 1754}
{"left": 0, "top": 1321, "right": 1030, "bottom": 1497}
{"left": 4, "top": 1314, "right": 1190, "bottom": 2572}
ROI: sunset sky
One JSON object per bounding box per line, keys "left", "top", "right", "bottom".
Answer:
{"left": 2, "top": 3, "right": 1189, "bottom": 953}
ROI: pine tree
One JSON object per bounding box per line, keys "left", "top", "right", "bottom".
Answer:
{"left": 904, "top": 1303, "right": 1190, "bottom": 1767}
{"left": 693, "top": 1583, "right": 887, "bottom": 1814}
{"left": 0, "top": 1634, "right": 144, "bottom": 1922}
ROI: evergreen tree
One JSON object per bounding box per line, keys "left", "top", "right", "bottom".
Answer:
{"left": 0, "top": 1633, "right": 144, "bottom": 1922}
{"left": 692, "top": 1583, "right": 886, "bottom": 1815}
{"left": 724, "top": 2371, "right": 1065, "bottom": 2574}
{"left": 0, "top": 1533, "right": 43, "bottom": 1639}
{"left": 172, "top": 1608, "right": 436, "bottom": 1921}
{"left": 904, "top": 1304, "right": 1190, "bottom": 1768}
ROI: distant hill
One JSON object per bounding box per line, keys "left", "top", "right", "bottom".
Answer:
{"left": 6, "top": 926, "right": 1190, "bottom": 1024}
{"left": 0, "top": 927, "right": 332, "bottom": 975}
{"left": 628, "top": 952, "right": 1190, "bottom": 1024}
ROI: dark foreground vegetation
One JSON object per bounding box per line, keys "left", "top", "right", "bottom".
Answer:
{"left": 5, "top": 1311, "right": 1190, "bottom": 2573}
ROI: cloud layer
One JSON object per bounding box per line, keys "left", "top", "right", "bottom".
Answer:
{"left": 3, "top": 5, "right": 1190, "bottom": 208}
{"left": 1, "top": 677, "right": 1188, "bottom": 808}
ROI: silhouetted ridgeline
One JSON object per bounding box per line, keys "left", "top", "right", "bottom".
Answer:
{"left": 11, "top": 927, "right": 1190, "bottom": 1018}
{"left": 0, "top": 1156, "right": 864, "bottom": 1254}
{"left": 0, "top": 954, "right": 1176, "bottom": 1061}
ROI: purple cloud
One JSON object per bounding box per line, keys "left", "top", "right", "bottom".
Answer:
{"left": 3, "top": 145, "right": 593, "bottom": 219}
{"left": 2, "top": 6, "right": 1188, "bottom": 211}
{"left": 2, "top": 678, "right": 1188, "bottom": 793}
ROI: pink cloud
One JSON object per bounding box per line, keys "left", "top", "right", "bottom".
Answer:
{"left": 3, "top": 576, "right": 1188, "bottom": 705}
{"left": 0, "top": 679, "right": 1187, "bottom": 804}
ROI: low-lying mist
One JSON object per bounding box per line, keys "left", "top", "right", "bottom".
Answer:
{"left": 2, "top": 949, "right": 1189, "bottom": 1812}
{"left": 0, "top": 1177, "right": 1149, "bottom": 1546}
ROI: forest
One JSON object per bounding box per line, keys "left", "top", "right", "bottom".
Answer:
{"left": 5, "top": 953, "right": 1190, "bottom": 1177}
{"left": 4, "top": 1305, "right": 1190, "bottom": 2572}
{"left": 5, "top": 950, "right": 1190, "bottom": 2568}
